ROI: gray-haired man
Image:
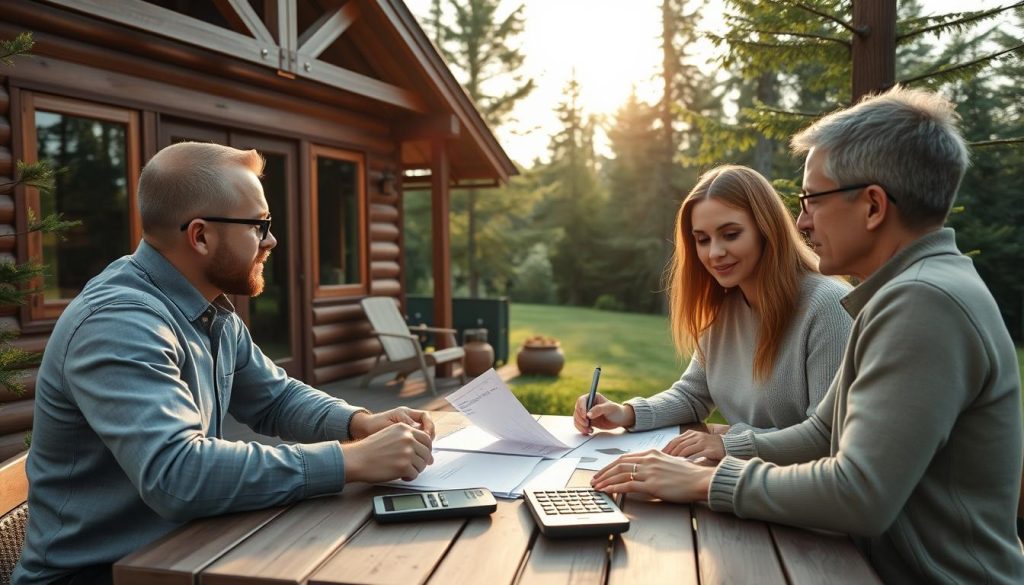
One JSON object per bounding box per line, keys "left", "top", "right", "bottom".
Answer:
{"left": 593, "top": 87, "right": 1023, "bottom": 584}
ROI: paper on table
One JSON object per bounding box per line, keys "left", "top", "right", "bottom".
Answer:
{"left": 382, "top": 450, "right": 543, "bottom": 498}
{"left": 509, "top": 457, "right": 581, "bottom": 497}
{"left": 439, "top": 370, "right": 586, "bottom": 458}
{"left": 434, "top": 426, "right": 573, "bottom": 458}
{"left": 567, "top": 427, "right": 677, "bottom": 470}
{"left": 536, "top": 415, "right": 593, "bottom": 449}
{"left": 434, "top": 415, "right": 592, "bottom": 458}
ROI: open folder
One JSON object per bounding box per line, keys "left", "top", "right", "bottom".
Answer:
{"left": 434, "top": 369, "right": 593, "bottom": 458}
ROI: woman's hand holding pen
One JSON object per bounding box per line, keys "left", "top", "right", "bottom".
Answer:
{"left": 573, "top": 394, "right": 636, "bottom": 434}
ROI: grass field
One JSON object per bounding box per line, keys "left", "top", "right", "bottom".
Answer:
{"left": 508, "top": 303, "right": 1024, "bottom": 417}
{"left": 508, "top": 303, "right": 687, "bottom": 416}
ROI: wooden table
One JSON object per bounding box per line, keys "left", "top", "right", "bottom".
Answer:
{"left": 114, "top": 412, "right": 880, "bottom": 585}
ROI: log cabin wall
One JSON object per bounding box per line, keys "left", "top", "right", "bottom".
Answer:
{"left": 0, "top": 73, "right": 43, "bottom": 461}
{"left": 0, "top": 8, "right": 416, "bottom": 459}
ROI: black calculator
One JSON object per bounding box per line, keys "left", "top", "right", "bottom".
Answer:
{"left": 373, "top": 488, "right": 497, "bottom": 523}
{"left": 524, "top": 488, "right": 630, "bottom": 538}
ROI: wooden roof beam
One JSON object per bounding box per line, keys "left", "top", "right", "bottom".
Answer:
{"left": 311, "top": 60, "right": 427, "bottom": 112}
{"left": 41, "top": 0, "right": 425, "bottom": 113}
{"left": 298, "top": 2, "right": 360, "bottom": 60}
{"left": 44, "top": 0, "right": 273, "bottom": 67}
{"left": 213, "top": 0, "right": 274, "bottom": 45}
{"left": 395, "top": 114, "right": 460, "bottom": 141}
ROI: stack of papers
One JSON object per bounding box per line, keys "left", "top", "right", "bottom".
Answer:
{"left": 384, "top": 369, "right": 674, "bottom": 498}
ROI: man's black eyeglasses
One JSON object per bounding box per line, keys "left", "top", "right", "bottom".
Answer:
{"left": 798, "top": 183, "right": 897, "bottom": 214}
{"left": 180, "top": 217, "right": 272, "bottom": 241}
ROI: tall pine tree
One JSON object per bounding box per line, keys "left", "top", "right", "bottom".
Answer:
{"left": 538, "top": 76, "right": 605, "bottom": 307}
{"left": 425, "top": 0, "right": 534, "bottom": 297}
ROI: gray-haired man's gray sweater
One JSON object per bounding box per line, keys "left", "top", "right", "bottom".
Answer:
{"left": 627, "top": 272, "right": 852, "bottom": 456}
{"left": 709, "top": 228, "right": 1024, "bottom": 584}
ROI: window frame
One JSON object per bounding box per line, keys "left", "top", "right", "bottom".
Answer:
{"left": 309, "top": 144, "right": 368, "bottom": 298}
{"left": 19, "top": 92, "right": 142, "bottom": 323}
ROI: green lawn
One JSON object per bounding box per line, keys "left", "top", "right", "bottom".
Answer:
{"left": 508, "top": 303, "right": 687, "bottom": 415}
{"left": 508, "top": 303, "right": 1024, "bottom": 418}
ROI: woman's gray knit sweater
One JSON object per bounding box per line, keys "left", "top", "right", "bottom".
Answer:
{"left": 626, "top": 272, "right": 852, "bottom": 456}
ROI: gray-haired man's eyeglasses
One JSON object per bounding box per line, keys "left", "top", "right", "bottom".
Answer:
{"left": 798, "top": 184, "right": 897, "bottom": 214}
{"left": 180, "top": 216, "right": 272, "bottom": 241}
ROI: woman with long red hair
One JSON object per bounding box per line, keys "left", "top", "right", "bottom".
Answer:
{"left": 574, "top": 165, "right": 851, "bottom": 460}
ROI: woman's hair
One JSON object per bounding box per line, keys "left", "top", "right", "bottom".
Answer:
{"left": 666, "top": 165, "right": 819, "bottom": 380}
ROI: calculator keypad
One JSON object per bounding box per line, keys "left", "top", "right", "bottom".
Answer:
{"left": 533, "top": 490, "right": 614, "bottom": 515}
{"left": 524, "top": 488, "right": 630, "bottom": 538}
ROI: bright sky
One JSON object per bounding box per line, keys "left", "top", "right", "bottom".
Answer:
{"left": 405, "top": 0, "right": 1011, "bottom": 167}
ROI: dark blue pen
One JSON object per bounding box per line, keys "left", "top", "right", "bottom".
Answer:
{"left": 585, "top": 366, "right": 602, "bottom": 429}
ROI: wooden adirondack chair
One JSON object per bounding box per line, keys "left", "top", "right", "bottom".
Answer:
{"left": 360, "top": 297, "right": 466, "bottom": 396}
{"left": 0, "top": 452, "right": 28, "bottom": 585}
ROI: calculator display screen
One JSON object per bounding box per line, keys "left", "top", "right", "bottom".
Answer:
{"left": 384, "top": 494, "right": 426, "bottom": 511}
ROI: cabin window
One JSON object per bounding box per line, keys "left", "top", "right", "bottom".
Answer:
{"left": 310, "top": 145, "right": 366, "bottom": 297}
{"left": 21, "top": 93, "right": 141, "bottom": 321}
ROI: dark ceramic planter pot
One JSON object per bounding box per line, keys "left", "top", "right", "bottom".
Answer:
{"left": 464, "top": 341, "right": 495, "bottom": 377}
{"left": 516, "top": 343, "right": 565, "bottom": 377}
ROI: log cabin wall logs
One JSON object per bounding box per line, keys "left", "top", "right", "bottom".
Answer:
{"left": 0, "top": 2, "right": 454, "bottom": 457}
{"left": 0, "top": 73, "right": 42, "bottom": 461}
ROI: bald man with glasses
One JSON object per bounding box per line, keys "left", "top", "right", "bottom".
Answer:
{"left": 15, "top": 142, "right": 436, "bottom": 585}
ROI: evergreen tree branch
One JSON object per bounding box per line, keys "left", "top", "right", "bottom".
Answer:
{"left": 0, "top": 260, "right": 43, "bottom": 306}
{"left": 755, "top": 104, "right": 824, "bottom": 118}
{"left": 0, "top": 160, "right": 57, "bottom": 195}
{"left": 767, "top": 0, "right": 860, "bottom": 35}
{"left": 898, "top": 1, "right": 1024, "bottom": 43}
{"left": 969, "top": 137, "right": 1024, "bottom": 147}
{"left": 0, "top": 212, "right": 81, "bottom": 238}
{"left": 713, "top": 35, "right": 841, "bottom": 52}
{"left": 0, "top": 345, "right": 40, "bottom": 395}
{"left": 731, "top": 27, "right": 850, "bottom": 46}
{"left": 899, "top": 43, "right": 1024, "bottom": 85}
{"left": 0, "top": 32, "right": 33, "bottom": 65}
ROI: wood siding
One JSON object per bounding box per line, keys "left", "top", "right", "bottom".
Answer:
{"left": 0, "top": 20, "right": 413, "bottom": 456}
{"left": 0, "top": 74, "right": 42, "bottom": 461}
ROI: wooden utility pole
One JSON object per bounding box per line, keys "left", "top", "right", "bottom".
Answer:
{"left": 851, "top": 0, "right": 896, "bottom": 101}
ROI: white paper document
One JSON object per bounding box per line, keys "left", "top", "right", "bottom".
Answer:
{"left": 566, "top": 427, "right": 678, "bottom": 470}
{"left": 509, "top": 457, "right": 581, "bottom": 497}
{"left": 437, "top": 370, "right": 591, "bottom": 458}
{"left": 383, "top": 450, "right": 543, "bottom": 498}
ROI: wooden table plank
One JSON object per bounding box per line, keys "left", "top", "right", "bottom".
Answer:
{"left": 113, "top": 506, "right": 286, "bottom": 585}
{"left": 308, "top": 512, "right": 467, "bottom": 585}
{"left": 517, "top": 534, "right": 612, "bottom": 585}
{"left": 608, "top": 495, "right": 698, "bottom": 585}
{"left": 694, "top": 505, "right": 786, "bottom": 585}
{"left": 199, "top": 485, "right": 376, "bottom": 585}
{"left": 770, "top": 524, "right": 882, "bottom": 584}
{"left": 426, "top": 499, "right": 534, "bottom": 584}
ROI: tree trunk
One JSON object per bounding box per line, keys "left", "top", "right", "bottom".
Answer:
{"left": 753, "top": 72, "right": 777, "bottom": 177}
{"left": 659, "top": 0, "right": 680, "bottom": 314}
{"left": 851, "top": 0, "right": 896, "bottom": 101}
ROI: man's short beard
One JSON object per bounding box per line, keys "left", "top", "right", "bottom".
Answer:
{"left": 207, "top": 246, "right": 269, "bottom": 297}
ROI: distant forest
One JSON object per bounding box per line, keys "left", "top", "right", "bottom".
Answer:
{"left": 405, "top": 1, "right": 1024, "bottom": 340}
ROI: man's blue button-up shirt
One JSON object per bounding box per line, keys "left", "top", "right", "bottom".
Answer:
{"left": 15, "top": 240, "right": 362, "bottom": 584}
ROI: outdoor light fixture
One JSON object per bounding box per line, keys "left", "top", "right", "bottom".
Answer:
{"left": 378, "top": 170, "right": 397, "bottom": 196}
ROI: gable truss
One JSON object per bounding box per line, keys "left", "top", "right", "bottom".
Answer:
{"left": 42, "top": 0, "right": 427, "bottom": 112}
